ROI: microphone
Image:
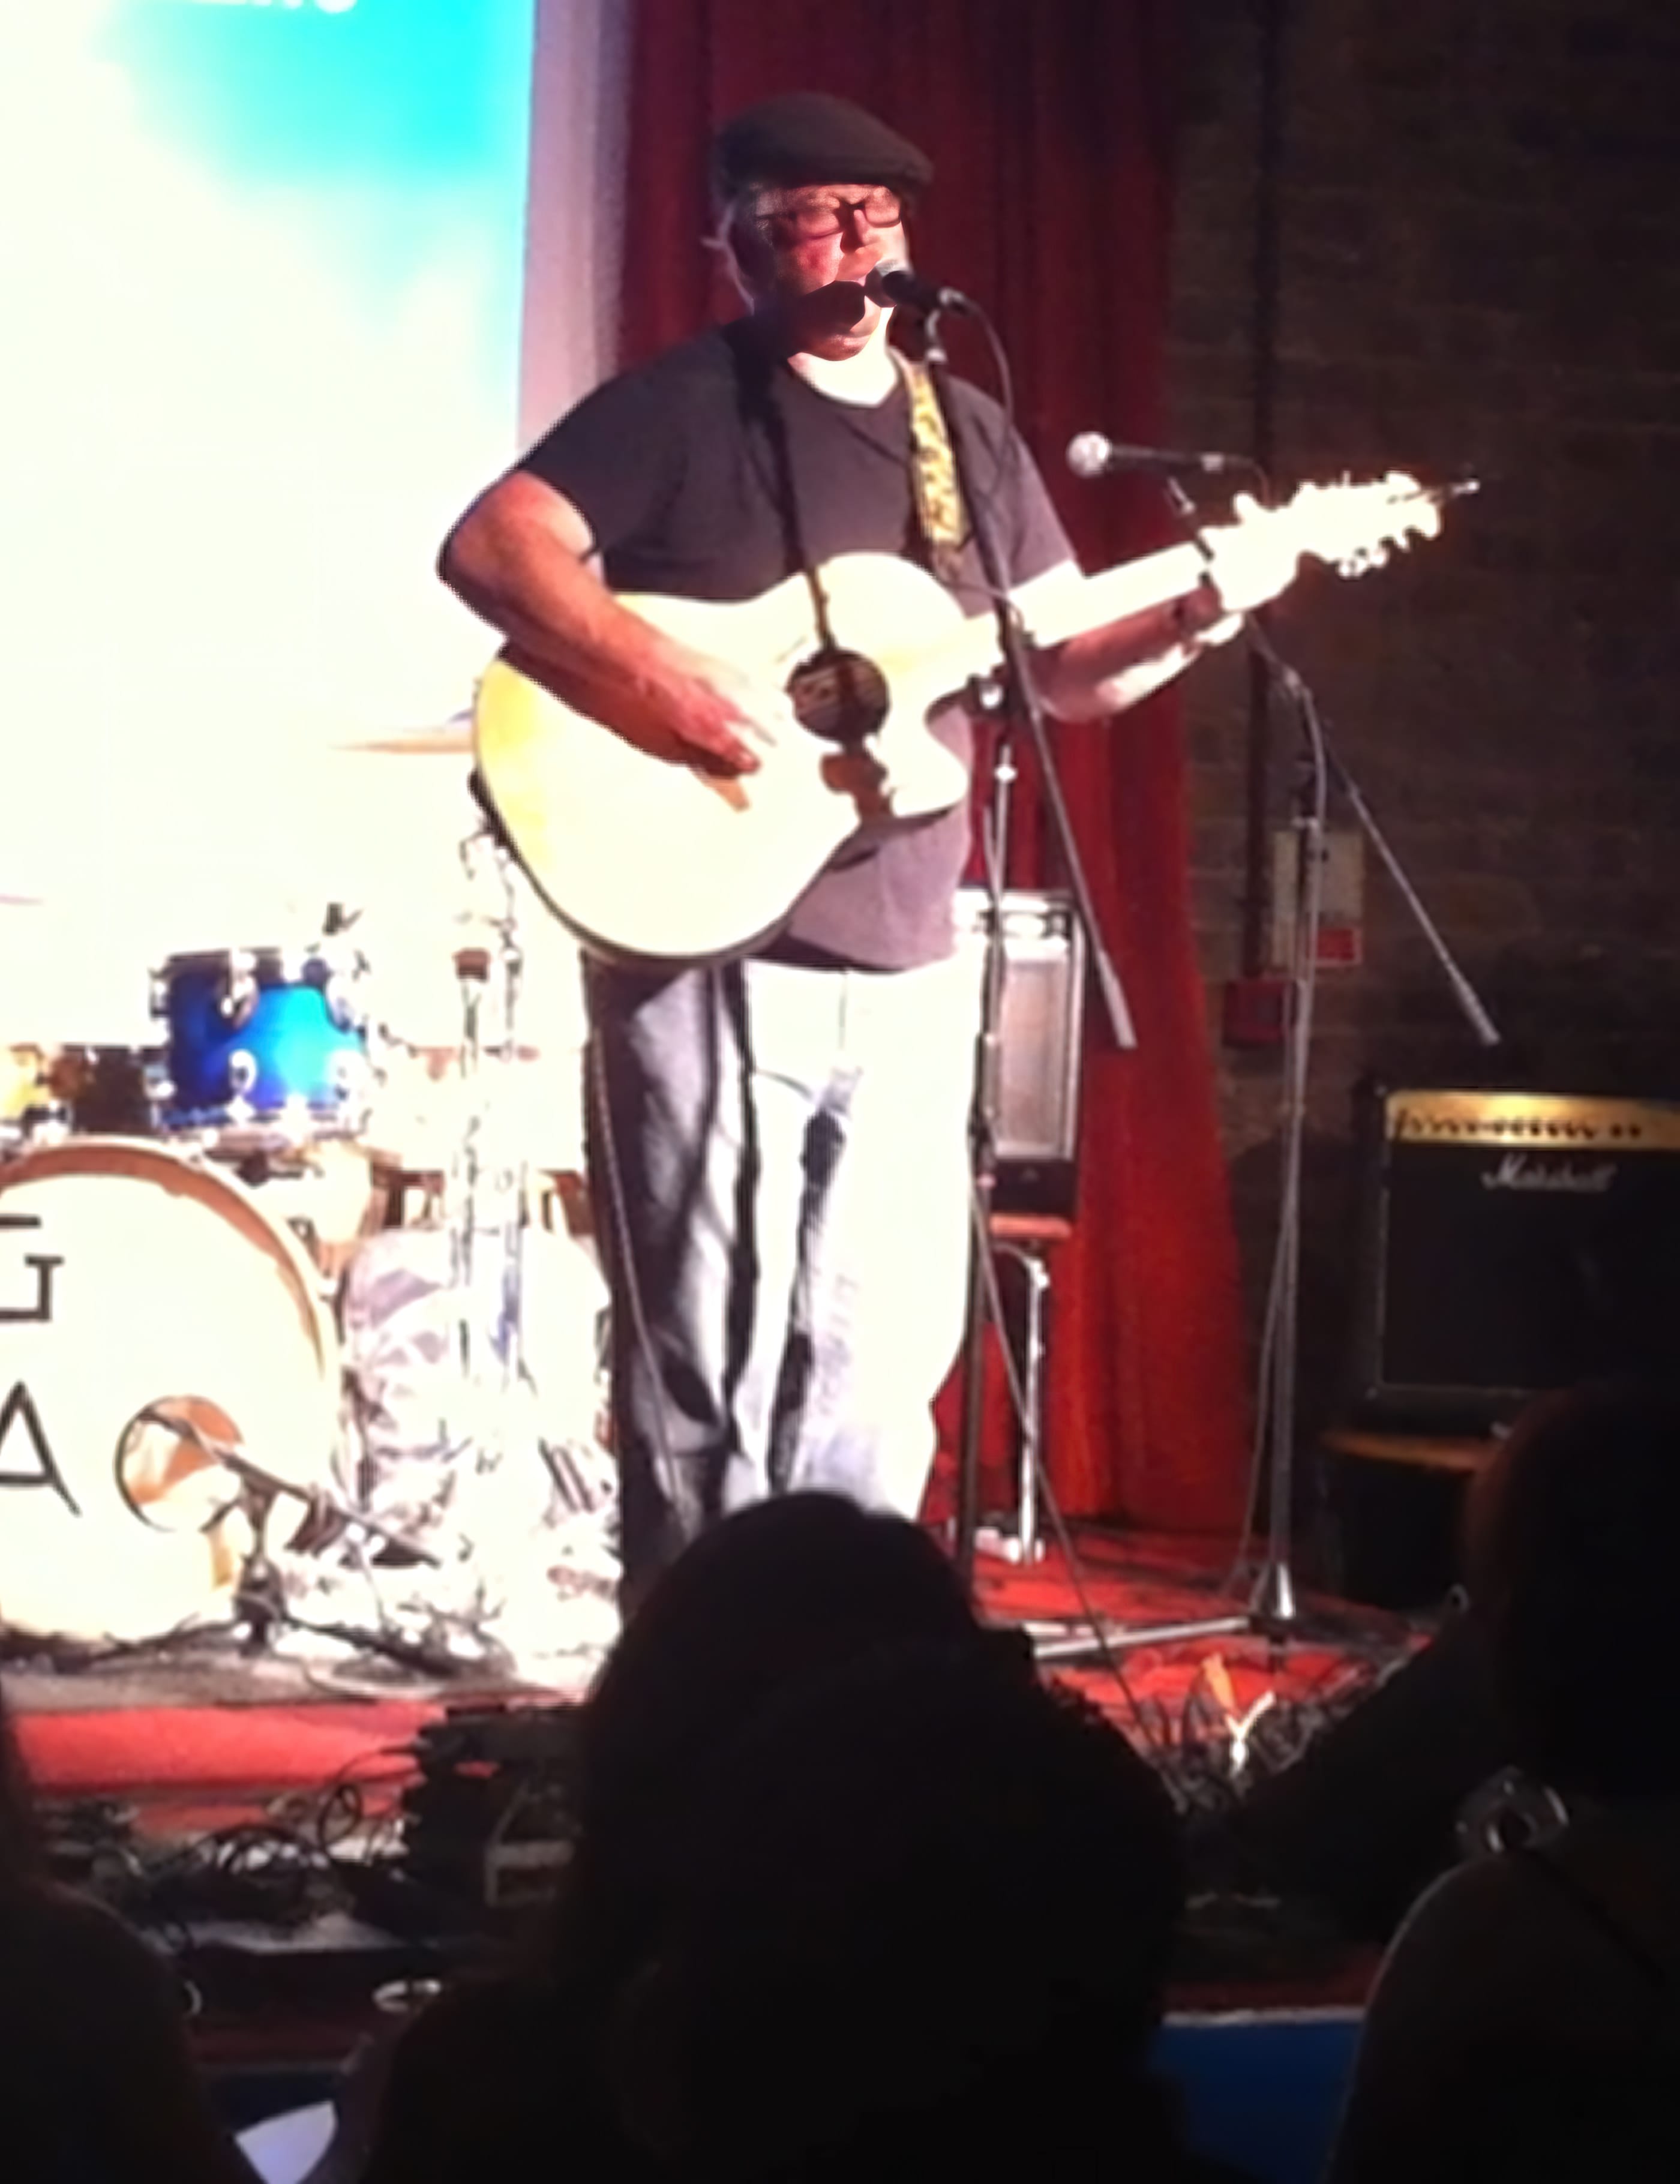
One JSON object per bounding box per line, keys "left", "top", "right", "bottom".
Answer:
{"left": 863, "top": 257, "right": 974, "bottom": 315}
{"left": 1066, "top": 430, "right": 1248, "bottom": 479}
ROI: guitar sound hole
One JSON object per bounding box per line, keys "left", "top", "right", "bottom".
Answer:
{"left": 786, "top": 646, "right": 889, "bottom": 748}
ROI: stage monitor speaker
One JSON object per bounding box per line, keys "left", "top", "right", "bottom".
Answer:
{"left": 1349, "top": 1087, "right": 1680, "bottom": 1428}
{"left": 954, "top": 888, "right": 1085, "bottom": 1219}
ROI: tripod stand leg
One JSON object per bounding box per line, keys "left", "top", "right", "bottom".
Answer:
{"left": 1015, "top": 1244, "right": 1051, "bottom": 1562}
{"left": 977, "top": 1237, "right": 1052, "bottom": 1567}
{"left": 1250, "top": 1553, "right": 1299, "bottom": 1630}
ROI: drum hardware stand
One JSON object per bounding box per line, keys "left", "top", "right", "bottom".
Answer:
{"left": 1036, "top": 476, "right": 1500, "bottom": 1667}
{"left": 445, "top": 825, "right": 532, "bottom": 1441}
{"left": 340, "top": 818, "right": 554, "bottom": 1646}
{"left": 329, "top": 814, "right": 596, "bottom": 1655}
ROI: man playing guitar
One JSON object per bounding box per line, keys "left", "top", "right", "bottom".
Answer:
{"left": 439, "top": 91, "right": 1302, "bottom": 1607}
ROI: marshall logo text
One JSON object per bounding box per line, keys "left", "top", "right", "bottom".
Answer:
{"left": 1481, "top": 1152, "right": 1618, "bottom": 1196}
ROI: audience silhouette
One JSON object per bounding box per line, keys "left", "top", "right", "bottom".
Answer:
{"left": 1328, "top": 1377, "right": 1680, "bottom": 2182}
{"left": 0, "top": 1679, "right": 259, "bottom": 2184}
{"left": 358, "top": 1494, "right": 1016, "bottom": 2183}
{"left": 355, "top": 1493, "right": 1241, "bottom": 2182}
{"left": 607, "top": 1637, "right": 1208, "bottom": 2181}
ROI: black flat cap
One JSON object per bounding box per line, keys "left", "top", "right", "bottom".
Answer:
{"left": 711, "top": 91, "right": 933, "bottom": 202}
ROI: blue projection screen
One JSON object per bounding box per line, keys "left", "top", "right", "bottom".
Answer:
{"left": 1, "top": 0, "right": 539, "bottom": 936}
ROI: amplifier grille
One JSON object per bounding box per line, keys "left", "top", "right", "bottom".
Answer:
{"left": 1351, "top": 1087, "right": 1680, "bottom": 1424}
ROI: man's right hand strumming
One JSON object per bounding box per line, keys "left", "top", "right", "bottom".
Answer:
{"left": 438, "top": 469, "right": 788, "bottom": 776}
{"left": 609, "top": 643, "right": 792, "bottom": 776}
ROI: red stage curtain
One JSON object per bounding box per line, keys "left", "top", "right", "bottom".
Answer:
{"left": 617, "top": 0, "right": 1249, "bottom": 1534}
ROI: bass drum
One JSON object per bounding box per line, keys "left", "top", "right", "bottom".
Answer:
{"left": 0, "top": 1138, "right": 339, "bottom": 1643}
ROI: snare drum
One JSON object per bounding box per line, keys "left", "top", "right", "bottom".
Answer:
{"left": 151, "top": 943, "right": 371, "bottom": 1147}
{"left": 0, "top": 1138, "right": 339, "bottom": 1642}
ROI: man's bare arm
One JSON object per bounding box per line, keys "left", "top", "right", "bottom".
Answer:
{"left": 1027, "top": 579, "right": 1240, "bottom": 721}
{"left": 1020, "top": 509, "right": 1303, "bottom": 720}
{"left": 439, "top": 470, "right": 790, "bottom": 773}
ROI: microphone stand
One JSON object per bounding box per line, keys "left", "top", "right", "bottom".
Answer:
{"left": 131, "top": 1405, "right": 443, "bottom": 1568}
{"left": 1036, "top": 475, "right": 1499, "bottom": 1666}
{"left": 128, "top": 1407, "right": 482, "bottom": 1679}
{"left": 915, "top": 305, "right": 1138, "bottom": 1598}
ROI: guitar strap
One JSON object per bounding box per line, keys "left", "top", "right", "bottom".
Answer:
{"left": 731, "top": 327, "right": 847, "bottom": 653}
{"left": 893, "top": 351, "right": 970, "bottom": 586}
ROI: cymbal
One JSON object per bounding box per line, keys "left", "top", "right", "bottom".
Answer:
{"left": 334, "top": 726, "right": 473, "bottom": 756}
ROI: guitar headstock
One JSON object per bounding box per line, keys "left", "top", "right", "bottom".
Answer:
{"left": 1274, "top": 470, "right": 1456, "bottom": 577}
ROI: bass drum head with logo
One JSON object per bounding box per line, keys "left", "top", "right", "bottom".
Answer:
{"left": 0, "top": 1138, "right": 338, "bottom": 1643}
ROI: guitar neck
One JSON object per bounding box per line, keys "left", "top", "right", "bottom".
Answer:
{"left": 1015, "top": 472, "right": 1447, "bottom": 652}
{"left": 862, "top": 473, "right": 1441, "bottom": 712}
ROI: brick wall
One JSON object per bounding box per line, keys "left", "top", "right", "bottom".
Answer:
{"left": 1165, "top": 0, "right": 1680, "bottom": 1440}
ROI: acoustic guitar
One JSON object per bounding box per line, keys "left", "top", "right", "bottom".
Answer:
{"left": 473, "top": 472, "right": 1452, "bottom": 964}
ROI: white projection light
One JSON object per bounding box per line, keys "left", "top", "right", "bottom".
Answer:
{"left": 0, "top": 0, "right": 537, "bottom": 946}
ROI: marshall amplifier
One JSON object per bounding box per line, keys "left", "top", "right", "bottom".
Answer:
{"left": 954, "top": 888, "right": 1086, "bottom": 1219}
{"left": 1349, "top": 1087, "right": 1680, "bottom": 1426}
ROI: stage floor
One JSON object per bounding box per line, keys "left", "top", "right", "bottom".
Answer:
{"left": 7, "top": 1525, "right": 1420, "bottom": 1830}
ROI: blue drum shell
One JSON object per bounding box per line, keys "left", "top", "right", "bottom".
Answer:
{"left": 155, "top": 951, "right": 367, "bottom": 1135}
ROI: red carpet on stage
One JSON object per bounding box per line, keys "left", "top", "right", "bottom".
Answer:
{"left": 16, "top": 1700, "right": 431, "bottom": 1802}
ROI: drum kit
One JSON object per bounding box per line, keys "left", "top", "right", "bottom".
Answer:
{"left": 0, "top": 749, "right": 616, "bottom": 1678}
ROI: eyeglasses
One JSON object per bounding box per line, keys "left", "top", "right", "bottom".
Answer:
{"left": 754, "top": 185, "right": 904, "bottom": 245}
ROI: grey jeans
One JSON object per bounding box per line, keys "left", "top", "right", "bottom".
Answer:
{"left": 587, "top": 949, "right": 979, "bottom": 1594}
